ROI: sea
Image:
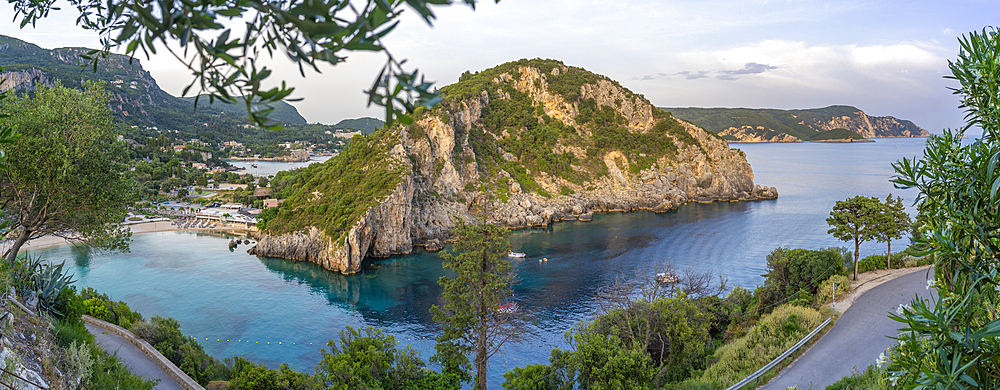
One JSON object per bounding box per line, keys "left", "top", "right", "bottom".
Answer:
{"left": 226, "top": 155, "right": 333, "bottom": 177}
{"left": 36, "top": 137, "right": 932, "bottom": 387}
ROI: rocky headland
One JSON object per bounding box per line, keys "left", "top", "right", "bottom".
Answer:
{"left": 249, "top": 59, "right": 777, "bottom": 274}
{"left": 665, "top": 106, "right": 929, "bottom": 142}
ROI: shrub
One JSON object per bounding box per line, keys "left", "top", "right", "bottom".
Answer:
{"left": 129, "top": 316, "right": 230, "bottom": 385}
{"left": 65, "top": 341, "right": 95, "bottom": 384}
{"left": 857, "top": 254, "right": 902, "bottom": 273}
{"left": 826, "top": 365, "right": 888, "bottom": 390}
{"left": 815, "top": 274, "right": 851, "bottom": 304}
{"left": 9, "top": 255, "right": 75, "bottom": 316}
{"left": 759, "top": 247, "right": 848, "bottom": 308}
{"left": 87, "top": 344, "right": 159, "bottom": 389}
{"left": 79, "top": 288, "right": 143, "bottom": 328}
{"left": 54, "top": 319, "right": 94, "bottom": 348}
{"left": 685, "top": 304, "right": 826, "bottom": 387}
{"left": 902, "top": 255, "right": 932, "bottom": 268}
{"left": 502, "top": 364, "right": 563, "bottom": 390}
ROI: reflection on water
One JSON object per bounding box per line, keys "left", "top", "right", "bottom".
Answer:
{"left": 34, "top": 138, "right": 931, "bottom": 388}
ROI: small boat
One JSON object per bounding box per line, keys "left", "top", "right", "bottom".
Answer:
{"left": 655, "top": 272, "right": 680, "bottom": 284}
{"left": 508, "top": 251, "right": 526, "bottom": 258}
{"left": 498, "top": 303, "right": 518, "bottom": 313}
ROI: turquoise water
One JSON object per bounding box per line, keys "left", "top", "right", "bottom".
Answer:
{"left": 37, "top": 137, "right": 930, "bottom": 387}
{"left": 226, "top": 156, "right": 332, "bottom": 177}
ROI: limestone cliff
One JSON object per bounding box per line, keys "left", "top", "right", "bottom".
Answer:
{"left": 666, "top": 105, "right": 929, "bottom": 142}
{"left": 250, "top": 59, "right": 777, "bottom": 274}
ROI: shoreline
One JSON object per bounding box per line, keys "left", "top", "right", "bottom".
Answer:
{"left": 21, "top": 221, "right": 255, "bottom": 252}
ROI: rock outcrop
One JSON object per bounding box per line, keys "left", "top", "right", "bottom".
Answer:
{"left": 813, "top": 113, "right": 928, "bottom": 138}
{"left": 250, "top": 59, "right": 778, "bottom": 274}
{"left": 666, "top": 105, "right": 929, "bottom": 142}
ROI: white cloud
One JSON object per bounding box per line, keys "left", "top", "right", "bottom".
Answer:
{"left": 662, "top": 40, "right": 947, "bottom": 93}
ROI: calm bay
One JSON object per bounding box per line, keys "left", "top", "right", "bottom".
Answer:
{"left": 37, "top": 137, "right": 930, "bottom": 387}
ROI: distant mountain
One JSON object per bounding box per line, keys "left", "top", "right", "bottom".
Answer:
{"left": 334, "top": 117, "right": 384, "bottom": 134}
{"left": 0, "top": 35, "right": 317, "bottom": 144}
{"left": 179, "top": 95, "right": 306, "bottom": 125}
{"left": 661, "top": 105, "right": 928, "bottom": 142}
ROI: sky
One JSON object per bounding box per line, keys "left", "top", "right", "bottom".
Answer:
{"left": 2, "top": 0, "right": 998, "bottom": 133}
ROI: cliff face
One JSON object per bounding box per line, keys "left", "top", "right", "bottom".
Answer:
{"left": 812, "top": 112, "right": 928, "bottom": 138}
{"left": 719, "top": 126, "right": 803, "bottom": 142}
{"left": 250, "top": 59, "right": 777, "bottom": 274}
{"left": 665, "top": 106, "right": 929, "bottom": 142}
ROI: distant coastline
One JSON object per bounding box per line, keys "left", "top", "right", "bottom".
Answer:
{"left": 23, "top": 221, "right": 254, "bottom": 252}
{"left": 727, "top": 135, "right": 928, "bottom": 144}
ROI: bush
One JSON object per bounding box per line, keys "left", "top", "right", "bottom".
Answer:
{"left": 857, "top": 254, "right": 897, "bottom": 273}
{"left": 825, "top": 365, "right": 888, "bottom": 390}
{"left": 683, "top": 304, "right": 827, "bottom": 387}
{"left": 759, "top": 247, "right": 848, "bottom": 308}
{"left": 79, "top": 287, "right": 143, "bottom": 328}
{"left": 902, "top": 255, "right": 932, "bottom": 268}
{"left": 129, "top": 316, "right": 230, "bottom": 385}
{"left": 87, "top": 344, "right": 160, "bottom": 389}
{"left": 503, "top": 364, "right": 563, "bottom": 390}
{"left": 815, "top": 275, "right": 851, "bottom": 304}
{"left": 54, "top": 319, "right": 95, "bottom": 348}
{"left": 9, "top": 255, "right": 75, "bottom": 316}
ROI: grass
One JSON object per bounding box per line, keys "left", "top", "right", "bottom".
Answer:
{"left": 674, "top": 304, "right": 831, "bottom": 389}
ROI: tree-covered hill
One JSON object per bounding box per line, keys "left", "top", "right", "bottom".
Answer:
{"left": 253, "top": 58, "right": 775, "bottom": 274}
{"left": 179, "top": 95, "right": 306, "bottom": 125}
{"left": 0, "top": 34, "right": 326, "bottom": 145}
{"left": 663, "top": 105, "right": 928, "bottom": 142}
{"left": 334, "top": 117, "right": 384, "bottom": 134}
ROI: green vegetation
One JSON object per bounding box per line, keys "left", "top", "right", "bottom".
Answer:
{"left": 0, "top": 255, "right": 158, "bottom": 389}
{"left": 874, "top": 195, "right": 911, "bottom": 269}
{"left": 179, "top": 95, "right": 306, "bottom": 124}
{"left": 8, "top": 0, "right": 484, "bottom": 128}
{"left": 663, "top": 106, "right": 827, "bottom": 140}
{"left": 262, "top": 130, "right": 407, "bottom": 241}
{"left": 432, "top": 219, "right": 521, "bottom": 390}
{"left": 664, "top": 106, "right": 922, "bottom": 141}
{"left": 880, "top": 27, "right": 1000, "bottom": 389}
{"left": 0, "top": 35, "right": 352, "bottom": 155}
{"left": 334, "top": 117, "right": 385, "bottom": 134}
{"left": 0, "top": 81, "right": 136, "bottom": 262}
{"left": 436, "top": 59, "right": 702, "bottom": 198}
{"left": 681, "top": 304, "right": 828, "bottom": 388}
{"left": 826, "top": 194, "right": 913, "bottom": 281}
{"left": 756, "top": 247, "right": 848, "bottom": 308}
{"left": 823, "top": 365, "right": 888, "bottom": 389}
{"left": 499, "top": 247, "right": 850, "bottom": 390}
{"left": 826, "top": 196, "right": 883, "bottom": 280}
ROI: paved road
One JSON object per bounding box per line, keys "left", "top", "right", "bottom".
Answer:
{"left": 85, "top": 323, "right": 185, "bottom": 390}
{"left": 763, "top": 268, "right": 935, "bottom": 390}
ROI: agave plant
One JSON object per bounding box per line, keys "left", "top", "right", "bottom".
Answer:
{"left": 10, "top": 254, "right": 75, "bottom": 316}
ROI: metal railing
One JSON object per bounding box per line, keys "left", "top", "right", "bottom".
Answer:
{"left": 725, "top": 316, "right": 833, "bottom": 390}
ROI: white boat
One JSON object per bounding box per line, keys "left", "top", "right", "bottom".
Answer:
{"left": 498, "top": 303, "right": 518, "bottom": 313}
{"left": 508, "top": 251, "right": 526, "bottom": 258}
{"left": 656, "top": 272, "right": 680, "bottom": 284}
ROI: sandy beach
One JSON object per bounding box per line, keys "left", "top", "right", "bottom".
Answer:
{"left": 20, "top": 220, "right": 256, "bottom": 252}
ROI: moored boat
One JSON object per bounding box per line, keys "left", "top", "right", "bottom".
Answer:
{"left": 508, "top": 251, "right": 526, "bottom": 258}
{"left": 498, "top": 303, "right": 518, "bottom": 313}
{"left": 655, "top": 272, "right": 680, "bottom": 284}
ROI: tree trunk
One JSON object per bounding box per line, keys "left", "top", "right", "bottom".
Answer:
{"left": 475, "top": 251, "right": 489, "bottom": 390}
{"left": 887, "top": 241, "right": 892, "bottom": 270}
{"left": 6, "top": 228, "right": 31, "bottom": 264}
{"left": 854, "top": 238, "right": 860, "bottom": 281}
